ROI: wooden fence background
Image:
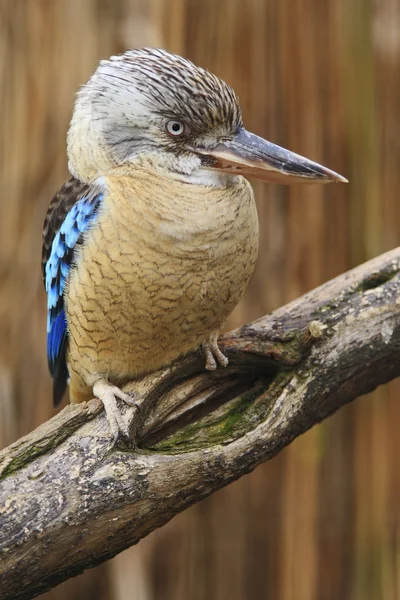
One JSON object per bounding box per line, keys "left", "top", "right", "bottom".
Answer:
{"left": 1, "top": 1, "right": 400, "bottom": 598}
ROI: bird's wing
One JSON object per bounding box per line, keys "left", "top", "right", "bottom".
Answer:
{"left": 42, "top": 177, "right": 104, "bottom": 405}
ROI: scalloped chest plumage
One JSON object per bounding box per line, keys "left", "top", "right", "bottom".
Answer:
{"left": 66, "top": 169, "right": 259, "bottom": 400}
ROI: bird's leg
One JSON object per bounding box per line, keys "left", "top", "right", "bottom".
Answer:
{"left": 93, "top": 378, "right": 139, "bottom": 444}
{"left": 201, "top": 330, "right": 229, "bottom": 371}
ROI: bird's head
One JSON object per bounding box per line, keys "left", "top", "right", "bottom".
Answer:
{"left": 67, "top": 48, "right": 347, "bottom": 186}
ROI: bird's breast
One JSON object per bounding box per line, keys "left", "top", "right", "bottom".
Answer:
{"left": 66, "top": 169, "right": 259, "bottom": 385}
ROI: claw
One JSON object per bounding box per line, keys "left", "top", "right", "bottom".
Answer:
{"left": 202, "top": 342, "right": 217, "bottom": 370}
{"left": 115, "top": 390, "right": 139, "bottom": 410}
{"left": 201, "top": 333, "right": 229, "bottom": 371}
{"left": 93, "top": 379, "right": 139, "bottom": 443}
{"left": 110, "top": 431, "right": 119, "bottom": 450}
{"left": 212, "top": 345, "right": 229, "bottom": 367}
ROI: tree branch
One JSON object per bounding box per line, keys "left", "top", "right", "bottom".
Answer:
{"left": 1, "top": 248, "right": 400, "bottom": 600}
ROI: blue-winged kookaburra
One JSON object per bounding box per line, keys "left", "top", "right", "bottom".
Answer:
{"left": 42, "top": 48, "right": 347, "bottom": 441}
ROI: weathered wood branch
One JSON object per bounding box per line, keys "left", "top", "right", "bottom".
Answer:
{"left": 1, "top": 249, "right": 400, "bottom": 599}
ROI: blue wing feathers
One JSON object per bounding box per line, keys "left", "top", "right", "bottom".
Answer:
{"left": 44, "top": 185, "right": 103, "bottom": 402}
{"left": 47, "top": 309, "right": 67, "bottom": 371}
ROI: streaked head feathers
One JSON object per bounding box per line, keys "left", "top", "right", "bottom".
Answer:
{"left": 68, "top": 47, "right": 347, "bottom": 186}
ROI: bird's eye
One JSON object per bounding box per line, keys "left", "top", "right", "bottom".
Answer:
{"left": 166, "top": 120, "right": 185, "bottom": 137}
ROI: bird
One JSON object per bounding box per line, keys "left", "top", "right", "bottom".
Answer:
{"left": 42, "top": 48, "right": 347, "bottom": 442}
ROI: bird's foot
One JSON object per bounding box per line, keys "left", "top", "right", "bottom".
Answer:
{"left": 201, "top": 335, "right": 229, "bottom": 371}
{"left": 93, "top": 379, "right": 139, "bottom": 445}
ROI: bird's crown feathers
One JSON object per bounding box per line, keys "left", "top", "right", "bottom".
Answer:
{"left": 67, "top": 48, "right": 242, "bottom": 182}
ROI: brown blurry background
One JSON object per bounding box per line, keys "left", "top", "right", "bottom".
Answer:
{"left": 1, "top": 0, "right": 400, "bottom": 599}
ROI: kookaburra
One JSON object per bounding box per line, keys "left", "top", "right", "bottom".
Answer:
{"left": 42, "top": 48, "right": 347, "bottom": 441}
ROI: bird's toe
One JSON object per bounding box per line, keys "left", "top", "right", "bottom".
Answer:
{"left": 202, "top": 341, "right": 217, "bottom": 370}
{"left": 201, "top": 337, "right": 229, "bottom": 370}
{"left": 213, "top": 345, "right": 229, "bottom": 367}
{"left": 93, "top": 379, "right": 137, "bottom": 443}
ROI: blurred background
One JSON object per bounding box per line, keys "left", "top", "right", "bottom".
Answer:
{"left": 1, "top": 0, "right": 400, "bottom": 598}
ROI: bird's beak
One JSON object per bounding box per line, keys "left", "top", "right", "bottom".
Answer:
{"left": 199, "top": 128, "right": 348, "bottom": 184}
